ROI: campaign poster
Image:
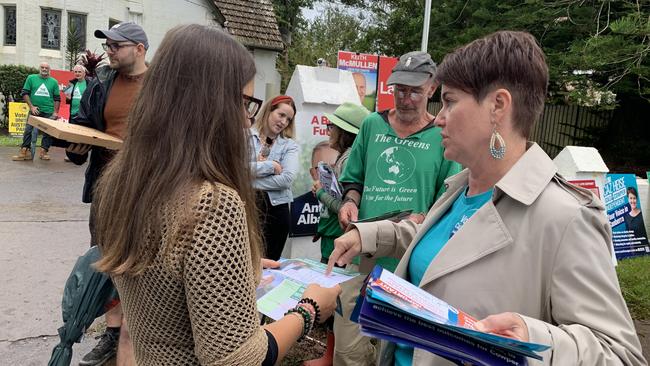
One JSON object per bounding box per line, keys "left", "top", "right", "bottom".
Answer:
{"left": 337, "top": 51, "right": 379, "bottom": 111}
{"left": 376, "top": 55, "right": 399, "bottom": 112}
{"left": 603, "top": 174, "right": 650, "bottom": 259}
{"left": 568, "top": 179, "right": 601, "bottom": 199}
{"left": 8, "top": 102, "right": 28, "bottom": 136}
{"left": 50, "top": 69, "right": 74, "bottom": 120}
{"left": 289, "top": 191, "right": 321, "bottom": 237}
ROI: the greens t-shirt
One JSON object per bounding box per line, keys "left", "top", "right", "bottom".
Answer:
{"left": 23, "top": 74, "right": 59, "bottom": 115}
{"left": 340, "top": 111, "right": 461, "bottom": 220}
{"left": 340, "top": 111, "right": 462, "bottom": 270}
{"left": 70, "top": 80, "right": 87, "bottom": 116}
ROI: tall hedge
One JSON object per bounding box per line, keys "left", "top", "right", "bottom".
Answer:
{"left": 0, "top": 64, "right": 39, "bottom": 129}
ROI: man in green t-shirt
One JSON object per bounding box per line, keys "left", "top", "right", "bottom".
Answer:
{"left": 332, "top": 51, "right": 462, "bottom": 366}
{"left": 12, "top": 62, "right": 60, "bottom": 161}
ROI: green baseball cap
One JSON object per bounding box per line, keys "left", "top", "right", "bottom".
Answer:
{"left": 325, "top": 102, "right": 370, "bottom": 135}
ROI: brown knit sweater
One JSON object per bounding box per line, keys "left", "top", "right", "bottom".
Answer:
{"left": 112, "top": 182, "right": 267, "bottom": 365}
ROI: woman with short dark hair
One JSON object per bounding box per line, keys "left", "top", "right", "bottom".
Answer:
{"left": 624, "top": 186, "right": 649, "bottom": 246}
{"left": 329, "top": 31, "right": 646, "bottom": 365}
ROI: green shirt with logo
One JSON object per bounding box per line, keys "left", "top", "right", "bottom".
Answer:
{"left": 340, "top": 111, "right": 462, "bottom": 269}
{"left": 70, "top": 80, "right": 87, "bottom": 117}
{"left": 23, "top": 74, "right": 59, "bottom": 115}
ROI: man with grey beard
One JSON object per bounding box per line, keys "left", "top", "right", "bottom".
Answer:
{"left": 332, "top": 51, "right": 462, "bottom": 366}
{"left": 12, "top": 62, "right": 60, "bottom": 161}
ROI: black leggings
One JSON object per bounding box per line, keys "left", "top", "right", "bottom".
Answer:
{"left": 256, "top": 192, "right": 290, "bottom": 260}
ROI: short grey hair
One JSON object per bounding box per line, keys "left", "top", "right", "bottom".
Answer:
{"left": 73, "top": 64, "right": 88, "bottom": 73}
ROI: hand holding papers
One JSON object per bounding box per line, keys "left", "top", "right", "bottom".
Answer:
{"left": 317, "top": 162, "right": 343, "bottom": 199}
{"left": 355, "top": 266, "right": 550, "bottom": 365}
{"left": 256, "top": 258, "right": 358, "bottom": 320}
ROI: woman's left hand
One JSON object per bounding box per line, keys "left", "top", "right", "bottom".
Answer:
{"left": 475, "top": 312, "right": 529, "bottom": 342}
{"left": 261, "top": 258, "right": 281, "bottom": 269}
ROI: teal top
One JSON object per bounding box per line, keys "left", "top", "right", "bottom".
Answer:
{"left": 394, "top": 187, "right": 493, "bottom": 366}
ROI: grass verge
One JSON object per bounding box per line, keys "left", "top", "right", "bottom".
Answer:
{"left": 0, "top": 135, "right": 22, "bottom": 146}
{"left": 0, "top": 134, "right": 41, "bottom": 147}
{"left": 617, "top": 255, "right": 650, "bottom": 320}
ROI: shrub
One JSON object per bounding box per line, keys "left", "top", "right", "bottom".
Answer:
{"left": 0, "top": 64, "right": 39, "bottom": 129}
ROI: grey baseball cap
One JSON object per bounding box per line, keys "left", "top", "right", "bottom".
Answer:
{"left": 387, "top": 51, "right": 436, "bottom": 87}
{"left": 95, "top": 22, "right": 149, "bottom": 50}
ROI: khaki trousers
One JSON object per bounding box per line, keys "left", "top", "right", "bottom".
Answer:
{"left": 333, "top": 269, "right": 377, "bottom": 366}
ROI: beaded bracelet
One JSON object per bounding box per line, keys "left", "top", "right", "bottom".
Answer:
{"left": 298, "top": 298, "right": 321, "bottom": 325}
{"left": 296, "top": 303, "right": 315, "bottom": 319}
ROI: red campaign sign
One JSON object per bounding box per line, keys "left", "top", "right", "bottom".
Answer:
{"left": 337, "top": 51, "right": 379, "bottom": 71}
{"left": 376, "top": 56, "right": 399, "bottom": 112}
{"left": 50, "top": 69, "right": 75, "bottom": 120}
{"left": 568, "top": 179, "right": 601, "bottom": 199}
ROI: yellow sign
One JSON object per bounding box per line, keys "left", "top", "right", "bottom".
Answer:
{"left": 8, "top": 102, "right": 28, "bottom": 136}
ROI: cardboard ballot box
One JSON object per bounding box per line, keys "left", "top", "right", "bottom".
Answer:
{"left": 28, "top": 116, "right": 123, "bottom": 150}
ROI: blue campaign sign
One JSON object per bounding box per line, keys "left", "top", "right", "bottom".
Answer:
{"left": 289, "top": 191, "right": 321, "bottom": 237}
{"left": 603, "top": 174, "right": 650, "bottom": 259}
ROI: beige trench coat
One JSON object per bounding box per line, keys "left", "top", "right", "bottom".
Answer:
{"left": 354, "top": 143, "right": 646, "bottom": 366}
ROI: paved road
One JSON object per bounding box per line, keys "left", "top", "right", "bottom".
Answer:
{"left": 0, "top": 146, "right": 102, "bottom": 365}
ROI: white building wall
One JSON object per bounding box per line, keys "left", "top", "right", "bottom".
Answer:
{"left": 1, "top": 0, "right": 280, "bottom": 100}
{"left": 252, "top": 48, "right": 281, "bottom": 100}
{"left": 0, "top": 0, "right": 221, "bottom": 69}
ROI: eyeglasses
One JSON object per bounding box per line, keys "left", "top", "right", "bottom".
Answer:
{"left": 101, "top": 42, "right": 137, "bottom": 52}
{"left": 395, "top": 88, "right": 426, "bottom": 102}
{"left": 243, "top": 94, "right": 263, "bottom": 119}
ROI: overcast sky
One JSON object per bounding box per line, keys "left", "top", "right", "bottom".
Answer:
{"left": 302, "top": 2, "right": 328, "bottom": 22}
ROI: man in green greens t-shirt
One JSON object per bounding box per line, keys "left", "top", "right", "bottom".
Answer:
{"left": 66, "top": 64, "right": 88, "bottom": 118}
{"left": 12, "top": 62, "right": 60, "bottom": 161}
{"left": 332, "top": 51, "right": 462, "bottom": 366}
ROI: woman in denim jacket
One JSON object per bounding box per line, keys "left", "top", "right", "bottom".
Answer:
{"left": 250, "top": 95, "right": 300, "bottom": 260}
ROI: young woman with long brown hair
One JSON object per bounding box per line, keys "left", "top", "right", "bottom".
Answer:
{"left": 92, "top": 24, "right": 340, "bottom": 366}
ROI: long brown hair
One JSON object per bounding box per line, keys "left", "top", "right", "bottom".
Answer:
{"left": 93, "top": 24, "right": 261, "bottom": 276}
{"left": 252, "top": 95, "right": 297, "bottom": 139}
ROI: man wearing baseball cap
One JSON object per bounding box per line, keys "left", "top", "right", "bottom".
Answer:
{"left": 332, "top": 51, "right": 462, "bottom": 366}
{"left": 66, "top": 21, "right": 148, "bottom": 366}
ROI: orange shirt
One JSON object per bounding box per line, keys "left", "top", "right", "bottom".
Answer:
{"left": 104, "top": 72, "right": 145, "bottom": 139}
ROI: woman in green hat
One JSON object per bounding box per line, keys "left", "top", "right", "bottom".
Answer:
{"left": 313, "top": 102, "right": 369, "bottom": 263}
{"left": 307, "top": 102, "right": 369, "bottom": 366}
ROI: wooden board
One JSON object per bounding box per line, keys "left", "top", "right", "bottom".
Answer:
{"left": 28, "top": 116, "right": 123, "bottom": 150}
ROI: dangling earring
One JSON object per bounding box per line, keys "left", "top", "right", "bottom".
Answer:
{"left": 489, "top": 125, "right": 506, "bottom": 160}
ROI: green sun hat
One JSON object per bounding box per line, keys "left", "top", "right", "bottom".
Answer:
{"left": 325, "top": 102, "right": 370, "bottom": 135}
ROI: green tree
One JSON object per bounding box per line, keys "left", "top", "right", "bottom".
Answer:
{"left": 339, "top": 0, "right": 650, "bottom": 105}
{"left": 273, "top": 0, "right": 316, "bottom": 87}
{"left": 279, "top": 4, "right": 370, "bottom": 91}
{"left": 66, "top": 22, "right": 83, "bottom": 70}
